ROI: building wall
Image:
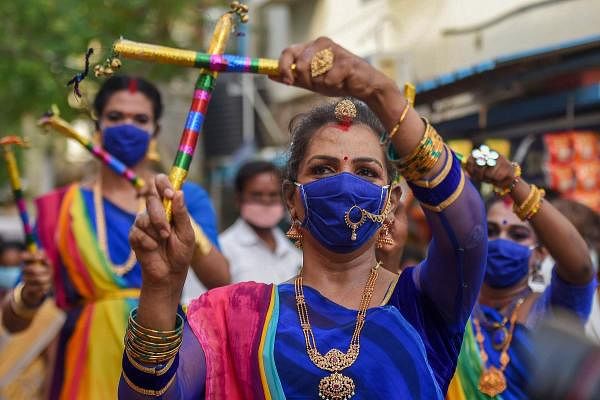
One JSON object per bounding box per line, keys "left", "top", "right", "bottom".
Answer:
{"left": 262, "top": 0, "right": 600, "bottom": 104}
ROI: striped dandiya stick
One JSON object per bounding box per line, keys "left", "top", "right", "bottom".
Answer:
{"left": 162, "top": 11, "right": 236, "bottom": 220}
{"left": 113, "top": 38, "right": 280, "bottom": 77}
{"left": 0, "top": 136, "right": 37, "bottom": 252}
{"left": 38, "top": 109, "right": 145, "bottom": 190}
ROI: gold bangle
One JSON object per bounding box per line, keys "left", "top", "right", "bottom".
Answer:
{"left": 126, "top": 333, "right": 183, "bottom": 351}
{"left": 125, "top": 335, "right": 182, "bottom": 362}
{"left": 514, "top": 186, "right": 537, "bottom": 220}
{"left": 388, "top": 100, "right": 411, "bottom": 141}
{"left": 126, "top": 342, "right": 181, "bottom": 362}
{"left": 128, "top": 320, "right": 183, "bottom": 342}
{"left": 125, "top": 348, "right": 176, "bottom": 376}
{"left": 513, "top": 185, "right": 545, "bottom": 221}
{"left": 191, "top": 219, "right": 213, "bottom": 257}
{"left": 395, "top": 119, "right": 432, "bottom": 165}
{"left": 397, "top": 123, "right": 444, "bottom": 181}
{"left": 410, "top": 145, "right": 453, "bottom": 188}
{"left": 9, "top": 283, "right": 39, "bottom": 320}
{"left": 122, "top": 370, "right": 177, "bottom": 396}
{"left": 129, "top": 310, "right": 184, "bottom": 336}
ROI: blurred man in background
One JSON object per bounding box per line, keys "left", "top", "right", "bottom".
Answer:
{"left": 220, "top": 160, "right": 301, "bottom": 284}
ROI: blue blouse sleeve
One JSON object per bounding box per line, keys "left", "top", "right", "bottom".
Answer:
{"left": 527, "top": 268, "right": 597, "bottom": 327}
{"left": 182, "top": 182, "right": 220, "bottom": 250}
{"left": 413, "top": 178, "right": 488, "bottom": 329}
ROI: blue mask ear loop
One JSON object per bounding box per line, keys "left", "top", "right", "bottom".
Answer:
{"left": 294, "top": 181, "right": 310, "bottom": 228}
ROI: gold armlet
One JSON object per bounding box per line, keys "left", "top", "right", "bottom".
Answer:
{"left": 418, "top": 169, "right": 466, "bottom": 212}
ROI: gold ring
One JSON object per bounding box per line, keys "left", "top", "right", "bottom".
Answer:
{"left": 310, "top": 48, "right": 334, "bottom": 78}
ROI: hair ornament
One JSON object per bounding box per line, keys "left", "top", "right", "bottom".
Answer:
{"left": 334, "top": 98, "right": 357, "bottom": 125}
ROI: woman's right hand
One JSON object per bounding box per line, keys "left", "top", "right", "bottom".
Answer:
{"left": 129, "top": 174, "right": 195, "bottom": 294}
{"left": 20, "top": 250, "right": 53, "bottom": 307}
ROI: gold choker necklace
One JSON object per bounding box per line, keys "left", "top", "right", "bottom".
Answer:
{"left": 294, "top": 262, "right": 380, "bottom": 400}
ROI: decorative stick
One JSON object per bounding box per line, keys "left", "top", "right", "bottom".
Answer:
{"left": 37, "top": 107, "right": 145, "bottom": 190}
{"left": 0, "top": 136, "right": 37, "bottom": 252}
{"left": 112, "top": 38, "right": 279, "bottom": 76}
{"left": 161, "top": 6, "right": 244, "bottom": 220}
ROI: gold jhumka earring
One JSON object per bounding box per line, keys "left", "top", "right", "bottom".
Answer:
{"left": 286, "top": 220, "right": 303, "bottom": 248}
{"left": 376, "top": 219, "right": 394, "bottom": 249}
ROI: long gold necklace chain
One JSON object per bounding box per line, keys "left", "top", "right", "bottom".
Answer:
{"left": 473, "top": 297, "right": 524, "bottom": 397}
{"left": 93, "top": 181, "right": 143, "bottom": 277}
{"left": 294, "top": 261, "right": 381, "bottom": 400}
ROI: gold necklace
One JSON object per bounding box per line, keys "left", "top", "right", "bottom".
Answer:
{"left": 294, "top": 261, "right": 380, "bottom": 400}
{"left": 93, "top": 181, "right": 144, "bottom": 276}
{"left": 473, "top": 298, "right": 524, "bottom": 397}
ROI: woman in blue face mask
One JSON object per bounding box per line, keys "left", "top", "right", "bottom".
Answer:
{"left": 119, "top": 37, "right": 488, "bottom": 400}
{"left": 1, "top": 76, "right": 231, "bottom": 400}
{"left": 446, "top": 153, "right": 596, "bottom": 400}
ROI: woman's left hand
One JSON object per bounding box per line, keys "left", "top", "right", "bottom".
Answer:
{"left": 466, "top": 152, "right": 517, "bottom": 190}
{"left": 275, "top": 37, "right": 394, "bottom": 102}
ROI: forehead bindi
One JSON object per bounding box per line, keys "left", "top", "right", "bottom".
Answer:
{"left": 488, "top": 201, "right": 525, "bottom": 227}
{"left": 305, "top": 123, "right": 384, "bottom": 163}
{"left": 102, "top": 90, "right": 154, "bottom": 118}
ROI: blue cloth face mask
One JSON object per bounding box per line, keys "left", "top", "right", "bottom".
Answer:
{"left": 102, "top": 124, "right": 151, "bottom": 167}
{"left": 485, "top": 239, "right": 532, "bottom": 288}
{"left": 0, "top": 266, "right": 21, "bottom": 289}
{"left": 296, "top": 172, "right": 389, "bottom": 254}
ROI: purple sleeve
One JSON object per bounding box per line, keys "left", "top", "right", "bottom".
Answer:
{"left": 118, "top": 321, "right": 206, "bottom": 399}
{"left": 412, "top": 179, "right": 487, "bottom": 328}
{"left": 527, "top": 269, "right": 597, "bottom": 328}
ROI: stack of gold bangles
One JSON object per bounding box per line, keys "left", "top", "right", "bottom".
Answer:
{"left": 513, "top": 184, "right": 545, "bottom": 221}
{"left": 385, "top": 111, "right": 464, "bottom": 212}
{"left": 392, "top": 120, "right": 445, "bottom": 181}
{"left": 122, "top": 309, "right": 184, "bottom": 396}
{"left": 125, "top": 309, "right": 184, "bottom": 365}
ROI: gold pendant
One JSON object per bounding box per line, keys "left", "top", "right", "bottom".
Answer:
{"left": 478, "top": 366, "right": 507, "bottom": 397}
{"left": 318, "top": 372, "right": 355, "bottom": 400}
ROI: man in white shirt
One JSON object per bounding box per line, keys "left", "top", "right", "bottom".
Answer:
{"left": 220, "top": 160, "right": 301, "bottom": 284}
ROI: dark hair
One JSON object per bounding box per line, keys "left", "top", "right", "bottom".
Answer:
{"left": 284, "top": 98, "right": 396, "bottom": 183}
{"left": 0, "top": 240, "right": 25, "bottom": 255}
{"left": 235, "top": 160, "right": 281, "bottom": 194}
{"left": 93, "top": 75, "right": 163, "bottom": 122}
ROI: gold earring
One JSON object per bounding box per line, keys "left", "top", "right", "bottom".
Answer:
{"left": 376, "top": 219, "right": 394, "bottom": 249}
{"left": 146, "top": 138, "right": 161, "bottom": 162}
{"left": 286, "top": 220, "right": 303, "bottom": 248}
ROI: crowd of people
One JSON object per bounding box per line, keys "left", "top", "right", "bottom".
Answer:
{"left": 0, "top": 35, "right": 598, "bottom": 400}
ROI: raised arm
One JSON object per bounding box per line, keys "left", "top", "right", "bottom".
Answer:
{"left": 275, "top": 36, "right": 487, "bottom": 324}
{"left": 119, "top": 175, "right": 205, "bottom": 398}
{"left": 467, "top": 154, "right": 595, "bottom": 321}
